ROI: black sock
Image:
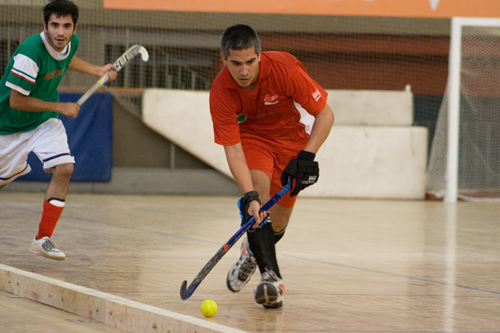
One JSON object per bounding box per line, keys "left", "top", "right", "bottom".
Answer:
{"left": 274, "top": 228, "right": 286, "bottom": 244}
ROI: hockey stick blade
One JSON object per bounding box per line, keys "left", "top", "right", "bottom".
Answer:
{"left": 179, "top": 180, "right": 293, "bottom": 300}
{"left": 138, "top": 46, "right": 149, "bottom": 62}
{"left": 76, "top": 44, "right": 149, "bottom": 106}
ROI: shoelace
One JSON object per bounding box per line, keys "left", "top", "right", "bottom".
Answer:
{"left": 41, "top": 239, "right": 58, "bottom": 252}
{"left": 238, "top": 257, "right": 256, "bottom": 279}
{"left": 263, "top": 269, "right": 281, "bottom": 284}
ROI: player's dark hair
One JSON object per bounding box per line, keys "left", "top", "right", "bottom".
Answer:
{"left": 43, "top": 0, "right": 79, "bottom": 26}
{"left": 221, "top": 24, "right": 261, "bottom": 57}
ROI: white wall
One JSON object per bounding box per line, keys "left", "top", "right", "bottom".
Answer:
{"left": 142, "top": 88, "right": 427, "bottom": 199}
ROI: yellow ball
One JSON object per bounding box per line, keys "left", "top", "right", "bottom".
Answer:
{"left": 200, "top": 299, "right": 218, "bottom": 317}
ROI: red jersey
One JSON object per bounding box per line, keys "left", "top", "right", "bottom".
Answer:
{"left": 209, "top": 51, "right": 328, "bottom": 154}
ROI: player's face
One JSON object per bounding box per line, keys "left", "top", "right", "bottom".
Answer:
{"left": 222, "top": 47, "right": 261, "bottom": 91}
{"left": 44, "top": 14, "right": 75, "bottom": 52}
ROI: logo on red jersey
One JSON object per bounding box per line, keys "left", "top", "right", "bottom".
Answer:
{"left": 264, "top": 94, "right": 279, "bottom": 105}
{"left": 312, "top": 89, "right": 321, "bottom": 102}
{"left": 237, "top": 114, "right": 247, "bottom": 124}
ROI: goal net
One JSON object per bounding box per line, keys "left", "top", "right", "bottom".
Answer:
{"left": 426, "top": 18, "right": 500, "bottom": 202}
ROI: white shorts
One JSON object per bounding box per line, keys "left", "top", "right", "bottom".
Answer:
{"left": 0, "top": 118, "right": 75, "bottom": 185}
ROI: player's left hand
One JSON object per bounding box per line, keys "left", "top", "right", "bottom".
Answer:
{"left": 281, "top": 150, "right": 319, "bottom": 197}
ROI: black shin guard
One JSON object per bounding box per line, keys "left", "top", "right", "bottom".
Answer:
{"left": 247, "top": 222, "right": 281, "bottom": 279}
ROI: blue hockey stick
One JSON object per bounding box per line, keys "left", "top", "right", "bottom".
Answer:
{"left": 180, "top": 180, "right": 293, "bottom": 300}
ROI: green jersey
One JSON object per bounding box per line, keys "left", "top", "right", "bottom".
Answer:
{"left": 0, "top": 32, "right": 79, "bottom": 135}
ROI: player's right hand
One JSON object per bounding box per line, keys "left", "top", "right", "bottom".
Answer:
{"left": 248, "top": 200, "right": 267, "bottom": 229}
{"left": 58, "top": 102, "right": 80, "bottom": 118}
{"left": 238, "top": 191, "right": 266, "bottom": 229}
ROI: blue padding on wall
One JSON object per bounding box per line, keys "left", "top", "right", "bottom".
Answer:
{"left": 18, "top": 92, "right": 113, "bottom": 182}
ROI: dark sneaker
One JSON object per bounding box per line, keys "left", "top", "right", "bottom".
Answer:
{"left": 254, "top": 269, "right": 284, "bottom": 308}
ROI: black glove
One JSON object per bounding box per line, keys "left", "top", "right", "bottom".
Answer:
{"left": 238, "top": 191, "right": 261, "bottom": 226}
{"left": 281, "top": 150, "right": 319, "bottom": 197}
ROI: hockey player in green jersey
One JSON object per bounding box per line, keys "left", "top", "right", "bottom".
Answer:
{"left": 0, "top": 0, "right": 118, "bottom": 260}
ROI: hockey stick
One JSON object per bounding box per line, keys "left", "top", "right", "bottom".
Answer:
{"left": 76, "top": 44, "right": 149, "bottom": 106}
{"left": 179, "top": 180, "right": 293, "bottom": 300}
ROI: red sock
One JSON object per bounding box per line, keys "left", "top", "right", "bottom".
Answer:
{"left": 36, "top": 200, "right": 65, "bottom": 240}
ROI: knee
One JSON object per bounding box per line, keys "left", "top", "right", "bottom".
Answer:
{"left": 53, "top": 163, "right": 74, "bottom": 180}
{"left": 271, "top": 216, "right": 289, "bottom": 233}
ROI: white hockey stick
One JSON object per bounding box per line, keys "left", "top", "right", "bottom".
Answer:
{"left": 76, "top": 44, "right": 149, "bottom": 106}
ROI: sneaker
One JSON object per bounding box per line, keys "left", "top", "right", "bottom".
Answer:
{"left": 254, "top": 269, "right": 284, "bottom": 308}
{"left": 226, "top": 238, "right": 257, "bottom": 292}
{"left": 29, "top": 236, "right": 66, "bottom": 260}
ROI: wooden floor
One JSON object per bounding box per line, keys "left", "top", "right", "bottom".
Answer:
{"left": 1, "top": 191, "right": 499, "bottom": 332}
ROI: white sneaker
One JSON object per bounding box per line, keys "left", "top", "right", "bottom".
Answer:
{"left": 226, "top": 238, "right": 257, "bottom": 292}
{"left": 29, "top": 236, "right": 66, "bottom": 260}
{"left": 254, "top": 269, "right": 284, "bottom": 308}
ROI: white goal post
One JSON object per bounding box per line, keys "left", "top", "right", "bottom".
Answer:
{"left": 428, "top": 17, "right": 500, "bottom": 203}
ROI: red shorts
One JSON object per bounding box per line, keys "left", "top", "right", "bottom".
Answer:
{"left": 241, "top": 139, "right": 300, "bottom": 208}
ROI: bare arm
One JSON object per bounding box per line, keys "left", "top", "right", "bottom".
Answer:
{"left": 224, "top": 143, "right": 255, "bottom": 194}
{"left": 303, "top": 104, "right": 335, "bottom": 154}
{"left": 9, "top": 89, "right": 79, "bottom": 118}
{"left": 8, "top": 56, "right": 120, "bottom": 118}
{"left": 68, "top": 56, "right": 118, "bottom": 81}
{"left": 280, "top": 104, "right": 334, "bottom": 197}
{"left": 224, "top": 143, "right": 266, "bottom": 226}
